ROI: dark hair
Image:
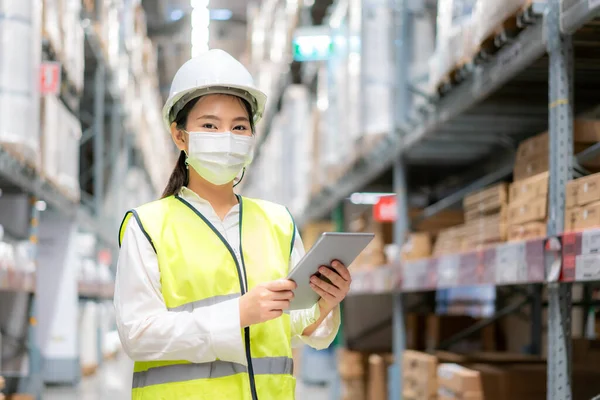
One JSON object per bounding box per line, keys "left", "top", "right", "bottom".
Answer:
{"left": 161, "top": 95, "right": 255, "bottom": 198}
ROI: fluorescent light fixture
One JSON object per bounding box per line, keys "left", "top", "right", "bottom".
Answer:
{"left": 210, "top": 8, "right": 233, "bottom": 21}
{"left": 348, "top": 192, "right": 395, "bottom": 205}
{"left": 191, "top": 8, "right": 210, "bottom": 28}
{"left": 170, "top": 9, "right": 184, "bottom": 21}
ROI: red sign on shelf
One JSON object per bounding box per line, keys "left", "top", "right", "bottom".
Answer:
{"left": 373, "top": 195, "right": 397, "bottom": 222}
{"left": 40, "top": 62, "right": 62, "bottom": 95}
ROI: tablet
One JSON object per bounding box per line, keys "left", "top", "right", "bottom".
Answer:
{"left": 286, "top": 232, "right": 375, "bottom": 311}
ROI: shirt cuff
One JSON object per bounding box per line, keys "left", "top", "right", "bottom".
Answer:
{"left": 202, "top": 297, "right": 247, "bottom": 366}
{"left": 292, "top": 304, "right": 341, "bottom": 350}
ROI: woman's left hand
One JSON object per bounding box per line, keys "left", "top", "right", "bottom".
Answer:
{"left": 309, "top": 260, "right": 351, "bottom": 313}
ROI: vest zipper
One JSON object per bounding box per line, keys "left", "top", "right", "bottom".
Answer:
{"left": 174, "top": 195, "right": 259, "bottom": 400}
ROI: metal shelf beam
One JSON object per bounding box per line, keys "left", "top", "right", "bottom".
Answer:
{"left": 560, "top": 0, "right": 600, "bottom": 34}
{"left": 297, "top": 19, "right": 547, "bottom": 226}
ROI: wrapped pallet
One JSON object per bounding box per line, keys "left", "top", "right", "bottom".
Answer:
{"left": 428, "top": 0, "right": 477, "bottom": 92}
{"left": 0, "top": 0, "right": 42, "bottom": 162}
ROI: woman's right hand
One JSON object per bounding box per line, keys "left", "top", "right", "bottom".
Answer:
{"left": 239, "top": 279, "right": 297, "bottom": 327}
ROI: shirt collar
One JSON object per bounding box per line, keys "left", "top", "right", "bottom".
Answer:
{"left": 178, "top": 186, "right": 240, "bottom": 211}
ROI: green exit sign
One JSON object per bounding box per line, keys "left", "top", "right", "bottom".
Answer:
{"left": 292, "top": 26, "right": 333, "bottom": 62}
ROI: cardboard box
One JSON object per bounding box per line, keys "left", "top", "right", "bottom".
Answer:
{"left": 403, "top": 351, "right": 438, "bottom": 399}
{"left": 438, "top": 391, "right": 483, "bottom": 400}
{"left": 515, "top": 132, "right": 549, "bottom": 161}
{"left": 367, "top": 354, "right": 390, "bottom": 400}
{"left": 433, "top": 225, "right": 469, "bottom": 256}
{"left": 410, "top": 209, "right": 465, "bottom": 235}
{"left": 401, "top": 233, "right": 432, "bottom": 261}
{"left": 574, "top": 201, "right": 600, "bottom": 231}
{"left": 576, "top": 172, "right": 600, "bottom": 206}
{"left": 515, "top": 121, "right": 600, "bottom": 160}
{"left": 507, "top": 197, "right": 547, "bottom": 225}
{"left": 338, "top": 349, "right": 366, "bottom": 380}
{"left": 463, "top": 213, "right": 507, "bottom": 247}
{"left": 438, "top": 364, "right": 483, "bottom": 394}
{"left": 463, "top": 183, "right": 508, "bottom": 217}
{"left": 509, "top": 172, "right": 548, "bottom": 204}
{"left": 341, "top": 378, "right": 365, "bottom": 400}
{"left": 507, "top": 222, "right": 547, "bottom": 242}
{"left": 513, "top": 154, "right": 549, "bottom": 181}
{"left": 573, "top": 119, "right": 600, "bottom": 143}
{"left": 566, "top": 179, "right": 579, "bottom": 208}
{"left": 565, "top": 208, "right": 580, "bottom": 232}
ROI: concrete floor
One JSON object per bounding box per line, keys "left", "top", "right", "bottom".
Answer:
{"left": 43, "top": 352, "right": 331, "bottom": 400}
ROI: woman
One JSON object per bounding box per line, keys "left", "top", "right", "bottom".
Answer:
{"left": 114, "top": 49, "right": 351, "bottom": 400}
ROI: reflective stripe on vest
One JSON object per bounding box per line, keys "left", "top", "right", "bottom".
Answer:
{"left": 167, "top": 293, "right": 240, "bottom": 312}
{"left": 132, "top": 357, "right": 293, "bottom": 389}
{"left": 119, "top": 195, "right": 297, "bottom": 400}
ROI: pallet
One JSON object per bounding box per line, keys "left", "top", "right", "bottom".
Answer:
{"left": 474, "top": 0, "right": 542, "bottom": 64}
{"left": 435, "top": 58, "right": 476, "bottom": 97}
{"left": 0, "top": 142, "right": 39, "bottom": 172}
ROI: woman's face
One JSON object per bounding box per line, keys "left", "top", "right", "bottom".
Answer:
{"left": 171, "top": 93, "right": 252, "bottom": 152}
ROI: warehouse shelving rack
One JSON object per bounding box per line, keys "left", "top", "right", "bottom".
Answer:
{"left": 245, "top": 0, "right": 600, "bottom": 399}
{"left": 0, "top": 9, "right": 156, "bottom": 399}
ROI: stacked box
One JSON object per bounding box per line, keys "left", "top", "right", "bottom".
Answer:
{"left": 367, "top": 354, "right": 392, "bottom": 400}
{"left": 463, "top": 213, "right": 507, "bottom": 250}
{"left": 507, "top": 172, "right": 548, "bottom": 241}
{"left": 513, "top": 120, "right": 600, "bottom": 181}
{"left": 567, "top": 172, "right": 600, "bottom": 231}
{"left": 410, "top": 209, "right": 465, "bottom": 236}
{"left": 401, "top": 233, "right": 433, "bottom": 261}
{"left": 339, "top": 349, "right": 366, "bottom": 381}
{"left": 337, "top": 350, "right": 393, "bottom": 400}
{"left": 437, "top": 364, "right": 483, "bottom": 400}
{"left": 403, "top": 350, "right": 438, "bottom": 400}
{"left": 463, "top": 183, "right": 508, "bottom": 222}
{"left": 433, "top": 225, "right": 469, "bottom": 256}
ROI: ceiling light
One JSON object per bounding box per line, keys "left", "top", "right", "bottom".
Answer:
{"left": 210, "top": 9, "right": 233, "bottom": 21}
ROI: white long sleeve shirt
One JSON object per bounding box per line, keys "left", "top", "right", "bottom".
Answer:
{"left": 114, "top": 187, "right": 340, "bottom": 366}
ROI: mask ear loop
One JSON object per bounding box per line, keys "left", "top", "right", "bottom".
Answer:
{"left": 233, "top": 167, "right": 246, "bottom": 188}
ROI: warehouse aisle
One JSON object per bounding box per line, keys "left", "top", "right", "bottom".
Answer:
{"left": 43, "top": 352, "right": 331, "bottom": 400}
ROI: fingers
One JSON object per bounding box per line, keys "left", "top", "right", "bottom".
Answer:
{"left": 270, "top": 290, "right": 294, "bottom": 301}
{"left": 317, "top": 266, "right": 346, "bottom": 288}
{"left": 310, "top": 275, "right": 341, "bottom": 298}
{"left": 268, "top": 300, "right": 291, "bottom": 311}
{"left": 330, "top": 260, "right": 351, "bottom": 282}
{"left": 310, "top": 280, "right": 336, "bottom": 302}
{"left": 264, "top": 279, "right": 297, "bottom": 292}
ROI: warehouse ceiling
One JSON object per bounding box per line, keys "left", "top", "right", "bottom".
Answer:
{"left": 141, "top": 0, "right": 334, "bottom": 102}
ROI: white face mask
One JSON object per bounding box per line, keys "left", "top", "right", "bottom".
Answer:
{"left": 185, "top": 131, "right": 255, "bottom": 186}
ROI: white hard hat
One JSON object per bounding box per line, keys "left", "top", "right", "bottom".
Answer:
{"left": 162, "top": 49, "right": 267, "bottom": 131}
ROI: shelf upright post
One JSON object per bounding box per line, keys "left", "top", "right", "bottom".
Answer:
{"left": 546, "top": 0, "right": 574, "bottom": 397}
{"left": 93, "top": 61, "right": 106, "bottom": 219}
{"left": 110, "top": 101, "right": 122, "bottom": 226}
{"left": 390, "top": 0, "right": 412, "bottom": 397}
{"left": 391, "top": 157, "right": 409, "bottom": 400}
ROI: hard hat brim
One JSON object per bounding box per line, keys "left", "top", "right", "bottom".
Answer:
{"left": 162, "top": 84, "right": 267, "bottom": 131}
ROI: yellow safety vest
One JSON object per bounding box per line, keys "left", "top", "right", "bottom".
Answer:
{"left": 118, "top": 194, "right": 297, "bottom": 400}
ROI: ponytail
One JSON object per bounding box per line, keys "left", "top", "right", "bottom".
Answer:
{"left": 161, "top": 151, "right": 188, "bottom": 198}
